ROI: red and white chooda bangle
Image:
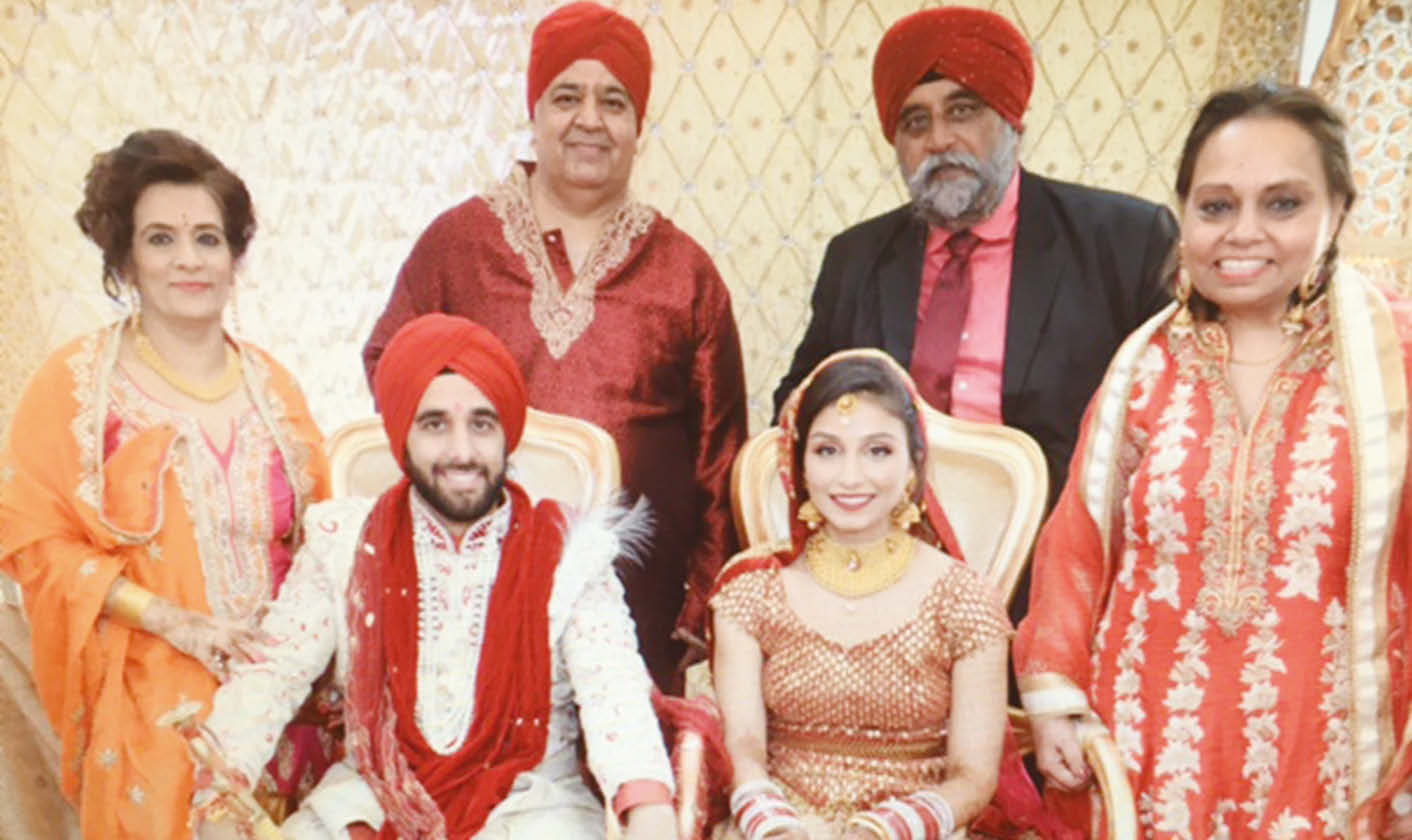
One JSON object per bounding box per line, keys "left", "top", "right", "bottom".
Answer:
{"left": 730, "top": 778, "right": 803, "bottom": 840}
{"left": 845, "top": 790, "right": 956, "bottom": 840}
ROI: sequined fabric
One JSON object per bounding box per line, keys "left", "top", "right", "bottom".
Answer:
{"left": 711, "top": 560, "right": 1010, "bottom": 827}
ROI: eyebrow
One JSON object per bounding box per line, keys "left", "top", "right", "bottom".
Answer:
{"left": 137, "top": 221, "right": 224, "bottom": 233}
{"left": 551, "top": 80, "right": 630, "bottom": 98}
{"left": 1191, "top": 178, "right": 1315, "bottom": 193}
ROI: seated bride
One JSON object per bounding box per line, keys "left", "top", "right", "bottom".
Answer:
{"left": 710, "top": 349, "right": 1057, "bottom": 840}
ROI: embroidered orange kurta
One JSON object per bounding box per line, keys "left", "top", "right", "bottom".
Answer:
{"left": 363, "top": 163, "right": 749, "bottom": 687}
{"left": 0, "top": 322, "right": 329, "bottom": 839}
{"left": 1016, "top": 272, "right": 1412, "bottom": 839}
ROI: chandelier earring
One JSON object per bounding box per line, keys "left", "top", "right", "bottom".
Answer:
{"left": 1282, "top": 258, "right": 1323, "bottom": 336}
{"left": 1172, "top": 260, "right": 1195, "bottom": 333}
{"left": 890, "top": 475, "right": 922, "bottom": 530}
{"left": 797, "top": 499, "right": 823, "bottom": 530}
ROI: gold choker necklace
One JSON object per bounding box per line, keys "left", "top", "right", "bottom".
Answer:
{"left": 803, "top": 528, "right": 915, "bottom": 598}
{"left": 132, "top": 317, "right": 243, "bottom": 403}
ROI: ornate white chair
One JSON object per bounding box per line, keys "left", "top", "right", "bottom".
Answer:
{"left": 326, "top": 407, "right": 621, "bottom": 510}
{"left": 723, "top": 404, "right": 1138, "bottom": 840}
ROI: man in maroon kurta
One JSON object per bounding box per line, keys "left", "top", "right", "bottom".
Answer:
{"left": 363, "top": 2, "right": 747, "bottom": 690}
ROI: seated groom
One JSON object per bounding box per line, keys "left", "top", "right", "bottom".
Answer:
{"left": 195, "top": 314, "right": 675, "bottom": 839}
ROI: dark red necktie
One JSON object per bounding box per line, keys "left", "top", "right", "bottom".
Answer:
{"left": 910, "top": 230, "right": 979, "bottom": 413}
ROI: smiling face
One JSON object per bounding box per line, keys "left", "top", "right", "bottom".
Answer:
{"left": 404, "top": 373, "right": 508, "bottom": 538}
{"left": 894, "top": 77, "right": 1018, "bottom": 229}
{"left": 531, "top": 58, "right": 639, "bottom": 198}
{"left": 802, "top": 393, "right": 914, "bottom": 546}
{"left": 127, "top": 181, "right": 234, "bottom": 330}
{"left": 1181, "top": 114, "right": 1346, "bottom": 324}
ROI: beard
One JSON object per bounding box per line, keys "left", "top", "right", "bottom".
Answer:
{"left": 904, "top": 124, "right": 1020, "bottom": 229}
{"left": 407, "top": 453, "right": 508, "bottom": 528}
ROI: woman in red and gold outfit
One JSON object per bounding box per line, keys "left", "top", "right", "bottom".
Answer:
{"left": 1017, "top": 83, "right": 1412, "bottom": 839}
{"left": 0, "top": 129, "right": 330, "bottom": 838}
{"left": 710, "top": 349, "right": 1056, "bottom": 840}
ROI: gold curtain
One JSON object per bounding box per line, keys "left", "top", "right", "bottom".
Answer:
{"left": 2, "top": 0, "right": 1289, "bottom": 435}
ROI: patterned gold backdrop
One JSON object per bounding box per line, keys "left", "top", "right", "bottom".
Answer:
{"left": 0, "top": 0, "right": 1305, "bottom": 436}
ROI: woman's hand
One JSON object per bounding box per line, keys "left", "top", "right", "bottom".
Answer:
{"left": 141, "top": 599, "right": 267, "bottom": 682}
{"left": 766, "top": 827, "right": 809, "bottom": 840}
{"left": 1031, "top": 714, "right": 1093, "bottom": 793}
{"left": 1383, "top": 784, "right": 1412, "bottom": 839}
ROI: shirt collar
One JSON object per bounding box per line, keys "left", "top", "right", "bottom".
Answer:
{"left": 409, "top": 487, "right": 512, "bottom": 555}
{"left": 926, "top": 166, "right": 1021, "bottom": 254}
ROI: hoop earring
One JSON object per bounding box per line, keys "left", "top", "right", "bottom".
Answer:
{"left": 797, "top": 499, "right": 822, "bottom": 530}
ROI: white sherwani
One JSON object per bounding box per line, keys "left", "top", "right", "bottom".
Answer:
{"left": 205, "top": 493, "right": 673, "bottom": 839}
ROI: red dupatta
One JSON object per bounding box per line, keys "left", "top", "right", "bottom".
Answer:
{"left": 343, "top": 479, "right": 564, "bottom": 839}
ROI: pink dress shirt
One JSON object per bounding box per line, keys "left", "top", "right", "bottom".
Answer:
{"left": 915, "top": 169, "right": 1021, "bottom": 423}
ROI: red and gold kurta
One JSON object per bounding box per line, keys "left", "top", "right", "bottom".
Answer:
{"left": 1016, "top": 270, "right": 1412, "bottom": 839}
{"left": 363, "top": 163, "right": 749, "bottom": 686}
{"left": 0, "top": 321, "right": 330, "bottom": 839}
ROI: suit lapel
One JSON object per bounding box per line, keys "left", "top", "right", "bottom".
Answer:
{"left": 874, "top": 210, "right": 928, "bottom": 364}
{"left": 1004, "top": 170, "right": 1063, "bottom": 412}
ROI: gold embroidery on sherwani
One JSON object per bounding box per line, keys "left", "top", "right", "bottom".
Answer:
{"left": 486, "top": 166, "right": 657, "bottom": 359}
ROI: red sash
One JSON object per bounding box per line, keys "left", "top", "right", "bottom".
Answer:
{"left": 344, "top": 479, "right": 564, "bottom": 839}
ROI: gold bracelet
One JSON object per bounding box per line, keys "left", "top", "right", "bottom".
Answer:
{"left": 107, "top": 580, "right": 156, "bottom": 628}
{"left": 845, "top": 812, "right": 891, "bottom": 840}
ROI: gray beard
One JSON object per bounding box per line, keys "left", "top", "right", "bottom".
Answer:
{"left": 904, "top": 126, "right": 1020, "bottom": 230}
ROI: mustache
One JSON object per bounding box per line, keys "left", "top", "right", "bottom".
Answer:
{"left": 433, "top": 460, "right": 492, "bottom": 479}
{"left": 909, "top": 152, "right": 983, "bottom": 188}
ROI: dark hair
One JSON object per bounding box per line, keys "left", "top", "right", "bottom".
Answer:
{"left": 74, "top": 129, "right": 256, "bottom": 301}
{"left": 1171, "top": 82, "right": 1355, "bottom": 320}
{"left": 793, "top": 357, "right": 926, "bottom": 501}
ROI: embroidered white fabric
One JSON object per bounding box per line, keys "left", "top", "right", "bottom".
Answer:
{"left": 204, "top": 494, "right": 672, "bottom": 831}
{"left": 408, "top": 491, "right": 507, "bottom": 754}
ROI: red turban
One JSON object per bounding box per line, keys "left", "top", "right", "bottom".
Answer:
{"left": 527, "top": 2, "right": 653, "bottom": 133}
{"left": 372, "top": 314, "right": 529, "bottom": 469}
{"left": 872, "top": 6, "right": 1034, "bottom": 140}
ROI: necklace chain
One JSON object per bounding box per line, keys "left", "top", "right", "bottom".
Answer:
{"left": 131, "top": 315, "right": 243, "bottom": 402}
{"left": 803, "top": 528, "right": 915, "bottom": 598}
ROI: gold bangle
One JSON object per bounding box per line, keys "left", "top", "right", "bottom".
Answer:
{"left": 107, "top": 580, "right": 156, "bottom": 628}
{"left": 845, "top": 812, "right": 891, "bottom": 840}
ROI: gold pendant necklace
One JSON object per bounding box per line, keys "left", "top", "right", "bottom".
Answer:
{"left": 132, "top": 316, "right": 243, "bottom": 403}
{"left": 803, "top": 528, "right": 915, "bottom": 598}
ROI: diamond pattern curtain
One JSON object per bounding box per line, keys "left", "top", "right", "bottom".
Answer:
{"left": 1, "top": 0, "right": 1303, "bottom": 435}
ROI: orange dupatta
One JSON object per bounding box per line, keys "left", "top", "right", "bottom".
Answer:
{"left": 0, "top": 322, "right": 329, "bottom": 839}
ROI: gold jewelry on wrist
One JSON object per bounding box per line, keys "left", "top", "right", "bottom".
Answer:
{"left": 107, "top": 579, "right": 156, "bottom": 628}
{"left": 845, "top": 811, "right": 891, "bottom": 839}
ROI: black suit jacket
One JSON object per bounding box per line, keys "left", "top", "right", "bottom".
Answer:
{"left": 775, "top": 168, "right": 1177, "bottom": 511}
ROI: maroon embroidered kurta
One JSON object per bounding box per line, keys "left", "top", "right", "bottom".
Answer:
{"left": 364, "top": 164, "right": 748, "bottom": 688}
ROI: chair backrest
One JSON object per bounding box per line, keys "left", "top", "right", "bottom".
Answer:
{"left": 327, "top": 408, "right": 621, "bottom": 512}
{"left": 730, "top": 404, "right": 1047, "bottom": 604}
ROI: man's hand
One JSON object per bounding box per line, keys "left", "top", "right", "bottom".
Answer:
{"left": 1031, "top": 714, "right": 1094, "bottom": 793}
{"left": 622, "top": 802, "right": 678, "bottom": 840}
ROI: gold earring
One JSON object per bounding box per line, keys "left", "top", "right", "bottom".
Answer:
{"left": 1172, "top": 263, "right": 1194, "bottom": 333}
{"left": 1282, "top": 259, "right": 1321, "bottom": 336}
{"left": 797, "top": 499, "right": 822, "bottom": 530}
{"left": 891, "top": 476, "right": 921, "bottom": 530}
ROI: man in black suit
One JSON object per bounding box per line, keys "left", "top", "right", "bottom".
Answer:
{"left": 776, "top": 6, "right": 1177, "bottom": 559}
